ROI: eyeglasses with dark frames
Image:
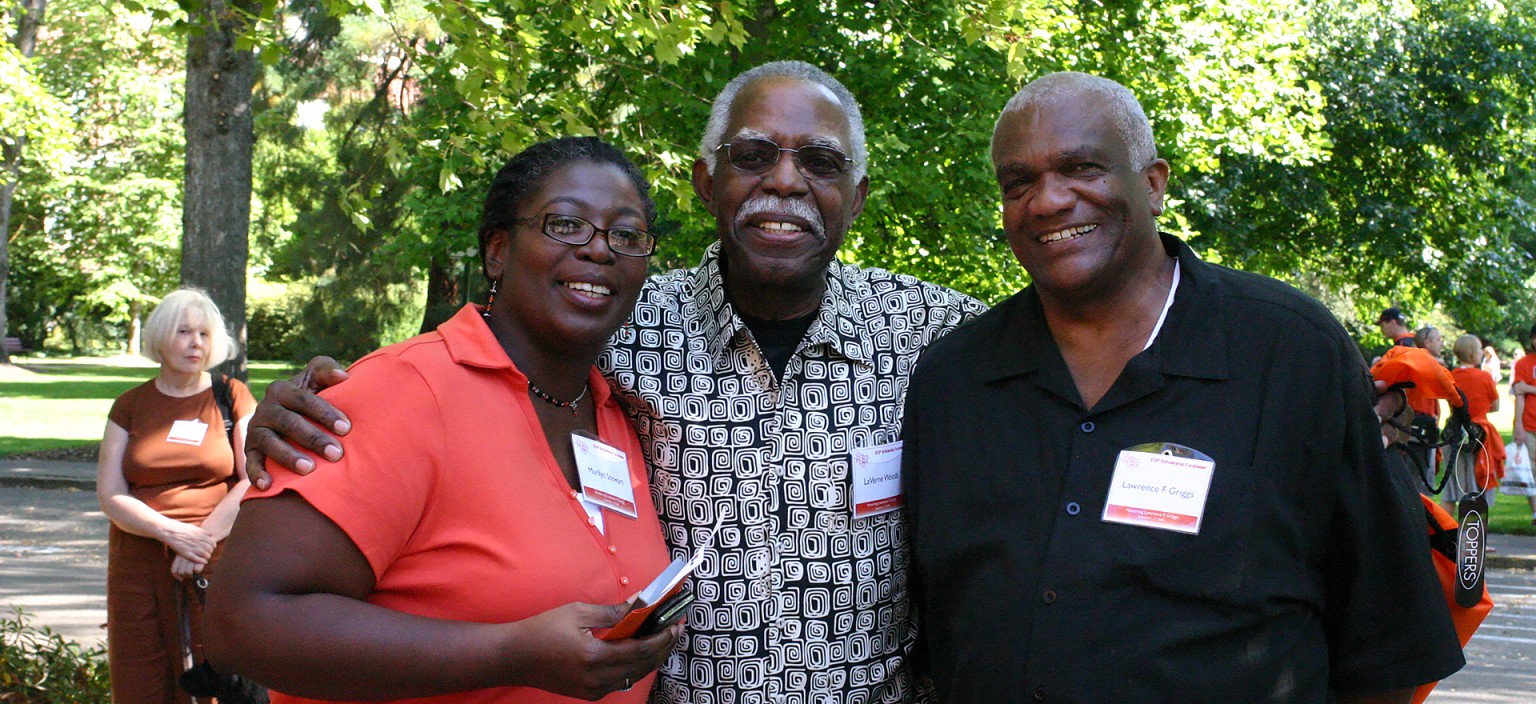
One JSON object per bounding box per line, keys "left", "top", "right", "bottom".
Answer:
{"left": 525, "top": 213, "right": 657, "bottom": 257}
{"left": 716, "top": 137, "right": 854, "bottom": 181}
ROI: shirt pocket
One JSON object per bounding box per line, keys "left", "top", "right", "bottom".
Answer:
{"left": 1100, "top": 463, "right": 1256, "bottom": 597}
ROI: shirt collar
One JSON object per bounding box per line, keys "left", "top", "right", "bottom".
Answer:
{"left": 983, "top": 233, "right": 1229, "bottom": 384}
{"left": 438, "top": 303, "right": 615, "bottom": 407}
{"left": 687, "top": 241, "right": 873, "bottom": 366}
{"left": 1156, "top": 234, "right": 1229, "bottom": 381}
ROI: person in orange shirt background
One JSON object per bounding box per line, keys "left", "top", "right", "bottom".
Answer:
{"left": 1403, "top": 325, "right": 1446, "bottom": 494}
{"left": 1510, "top": 323, "right": 1536, "bottom": 524}
{"left": 1446, "top": 334, "right": 1505, "bottom": 517}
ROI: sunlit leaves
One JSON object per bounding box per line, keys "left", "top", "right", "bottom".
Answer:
{"left": 7, "top": 0, "right": 186, "bottom": 347}
{"left": 1185, "top": 0, "right": 1536, "bottom": 340}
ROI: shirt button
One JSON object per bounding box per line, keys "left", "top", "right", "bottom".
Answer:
{"left": 1065, "top": 502, "right": 1081, "bottom": 516}
{"left": 1080, "top": 421, "right": 1095, "bottom": 433}
{"left": 1043, "top": 590, "right": 1057, "bottom": 604}
{"left": 587, "top": 516, "right": 597, "bottom": 526}
{"left": 608, "top": 545, "right": 618, "bottom": 554}
{"left": 569, "top": 490, "right": 579, "bottom": 500}
{"left": 620, "top": 576, "right": 630, "bottom": 586}
{"left": 1033, "top": 686, "right": 1046, "bottom": 701}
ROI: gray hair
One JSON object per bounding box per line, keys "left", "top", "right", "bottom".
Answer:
{"left": 993, "top": 72, "right": 1156, "bottom": 170}
{"left": 699, "top": 61, "right": 868, "bottom": 181}
{"left": 142, "top": 288, "right": 237, "bottom": 370}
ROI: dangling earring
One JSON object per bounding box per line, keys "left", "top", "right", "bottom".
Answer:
{"left": 484, "top": 280, "right": 499, "bottom": 318}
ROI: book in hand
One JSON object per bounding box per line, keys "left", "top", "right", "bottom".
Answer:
{"left": 600, "top": 528, "right": 716, "bottom": 641}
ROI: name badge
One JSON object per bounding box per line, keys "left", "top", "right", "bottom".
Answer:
{"left": 851, "top": 441, "right": 904, "bottom": 519}
{"left": 166, "top": 419, "right": 209, "bottom": 446}
{"left": 572, "top": 433, "right": 638, "bottom": 518}
{"left": 1102, "top": 443, "right": 1215, "bottom": 535}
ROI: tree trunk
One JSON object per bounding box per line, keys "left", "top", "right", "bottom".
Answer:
{"left": 127, "top": 298, "right": 143, "bottom": 356}
{"left": 418, "top": 254, "right": 462, "bottom": 333}
{"left": 0, "top": 0, "right": 49, "bottom": 366}
{"left": 182, "top": 0, "right": 256, "bottom": 380}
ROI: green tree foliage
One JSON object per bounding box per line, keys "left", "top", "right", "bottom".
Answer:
{"left": 1183, "top": 0, "right": 1536, "bottom": 338}
{"left": 854, "top": 0, "right": 1329, "bottom": 300}
{"left": 8, "top": 0, "right": 1535, "bottom": 355}
{"left": 7, "top": 0, "right": 183, "bottom": 353}
{"left": 249, "top": 0, "right": 434, "bottom": 361}
{"left": 319, "top": 0, "right": 1334, "bottom": 312}
{"left": 278, "top": 0, "right": 1536, "bottom": 345}
{"left": 1, "top": 0, "right": 57, "bottom": 364}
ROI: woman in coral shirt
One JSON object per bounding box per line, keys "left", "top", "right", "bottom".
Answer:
{"left": 205, "top": 138, "right": 679, "bottom": 703}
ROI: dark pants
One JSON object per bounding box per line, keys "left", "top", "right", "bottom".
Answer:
{"left": 106, "top": 526, "right": 221, "bottom": 704}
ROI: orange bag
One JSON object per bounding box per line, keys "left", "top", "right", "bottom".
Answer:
{"left": 1411, "top": 494, "right": 1494, "bottom": 704}
{"left": 1372, "top": 346, "right": 1463, "bottom": 409}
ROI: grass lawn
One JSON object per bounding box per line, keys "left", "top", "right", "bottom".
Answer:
{"left": 0, "top": 357, "right": 297, "bottom": 458}
{"left": 1489, "top": 482, "right": 1536, "bottom": 536}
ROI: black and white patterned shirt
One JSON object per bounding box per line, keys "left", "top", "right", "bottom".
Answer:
{"left": 601, "top": 243, "right": 987, "bottom": 704}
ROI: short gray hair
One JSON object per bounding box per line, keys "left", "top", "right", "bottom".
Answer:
{"left": 699, "top": 61, "right": 868, "bottom": 181}
{"left": 142, "top": 288, "right": 236, "bottom": 369}
{"left": 993, "top": 72, "right": 1156, "bottom": 170}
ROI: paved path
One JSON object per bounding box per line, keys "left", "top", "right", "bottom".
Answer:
{"left": 0, "top": 483, "right": 108, "bottom": 648}
{"left": 1431, "top": 569, "right": 1536, "bottom": 703}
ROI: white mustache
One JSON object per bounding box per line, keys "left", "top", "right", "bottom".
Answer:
{"left": 735, "top": 196, "right": 824, "bottom": 238}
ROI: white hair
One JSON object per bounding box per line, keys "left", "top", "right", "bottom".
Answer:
{"left": 699, "top": 61, "right": 868, "bottom": 181}
{"left": 142, "top": 288, "right": 236, "bottom": 370}
{"left": 992, "top": 72, "right": 1156, "bottom": 169}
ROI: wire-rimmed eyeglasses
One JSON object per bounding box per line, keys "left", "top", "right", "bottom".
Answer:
{"left": 716, "top": 137, "right": 854, "bottom": 181}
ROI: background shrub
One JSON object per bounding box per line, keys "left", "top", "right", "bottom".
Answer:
{"left": 0, "top": 608, "right": 109, "bottom": 703}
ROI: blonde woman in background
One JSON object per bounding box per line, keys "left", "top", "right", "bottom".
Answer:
{"left": 97, "top": 288, "right": 256, "bottom": 703}
{"left": 1446, "top": 334, "right": 1506, "bottom": 518}
{"left": 1480, "top": 337, "right": 1501, "bottom": 383}
{"left": 1415, "top": 325, "right": 1445, "bottom": 362}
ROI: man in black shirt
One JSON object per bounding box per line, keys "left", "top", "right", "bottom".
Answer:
{"left": 901, "top": 72, "right": 1463, "bottom": 703}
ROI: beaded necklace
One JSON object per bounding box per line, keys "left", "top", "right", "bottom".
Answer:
{"left": 483, "top": 304, "right": 588, "bottom": 414}
{"left": 527, "top": 381, "right": 587, "bottom": 415}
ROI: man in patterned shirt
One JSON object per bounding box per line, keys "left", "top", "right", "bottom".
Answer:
{"left": 246, "top": 61, "right": 986, "bottom": 703}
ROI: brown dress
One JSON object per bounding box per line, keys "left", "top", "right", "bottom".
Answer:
{"left": 105, "top": 378, "right": 254, "bottom": 704}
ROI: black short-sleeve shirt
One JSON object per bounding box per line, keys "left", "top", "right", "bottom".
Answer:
{"left": 902, "top": 234, "right": 1463, "bottom": 703}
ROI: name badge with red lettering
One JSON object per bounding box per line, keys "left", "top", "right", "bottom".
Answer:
{"left": 1102, "top": 443, "right": 1215, "bottom": 535}
{"left": 852, "top": 441, "right": 904, "bottom": 519}
{"left": 572, "top": 433, "right": 638, "bottom": 519}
